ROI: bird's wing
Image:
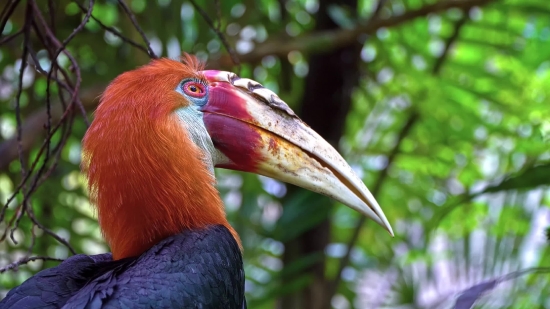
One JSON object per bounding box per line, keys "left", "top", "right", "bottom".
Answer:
{"left": 63, "top": 225, "right": 245, "bottom": 309}
{"left": 0, "top": 253, "right": 112, "bottom": 309}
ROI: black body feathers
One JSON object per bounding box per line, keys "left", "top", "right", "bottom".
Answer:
{"left": 1, "top": 225, "right": 245, "bottom": 309}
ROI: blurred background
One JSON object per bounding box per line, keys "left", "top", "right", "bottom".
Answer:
{"left": 0, "top": 0, "right": 549, "bottom": 308}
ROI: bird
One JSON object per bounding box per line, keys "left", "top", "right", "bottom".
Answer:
{"left": 0, "top": 55, "right": 393, "bottom": 309}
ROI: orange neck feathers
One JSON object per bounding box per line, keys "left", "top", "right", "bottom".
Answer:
{"left": 82, "top": 58, "right": 237, "bottom": 260}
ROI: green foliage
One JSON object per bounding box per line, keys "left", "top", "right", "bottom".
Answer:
{"left": 1, "top": 0, "right": 549, "bottom": 308}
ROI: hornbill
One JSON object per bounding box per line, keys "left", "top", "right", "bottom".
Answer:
{"left": 0, "top": 55, "right": 393, "bottom": 308}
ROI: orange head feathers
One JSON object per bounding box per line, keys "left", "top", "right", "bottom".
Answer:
{"left": 82, "top": 54, "right": 394, "bottom": 260}
{"left": 82, "top": 56, "right": 236, "bottom": 259}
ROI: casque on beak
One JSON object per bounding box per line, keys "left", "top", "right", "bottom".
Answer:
{"left": 200, "top": 70, "right": 393, "bottom": 236}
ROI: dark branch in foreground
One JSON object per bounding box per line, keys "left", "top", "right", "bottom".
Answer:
{"left": 189, "top": 0, "right": 241, "bottom": 70}
{"left": 74, "top": 1, "right": 152, "bottom": 57}
{"left": 0, "top": 0, "right": 120, "bottom": 263}
{"left": 117, "top": 0, "right": 158, "bottom": 58}
{"left": 0, "top": 256, "right": 64, "bottom": 273}
{"left": 0, "top": 0, "right": 497, "bottom": 275}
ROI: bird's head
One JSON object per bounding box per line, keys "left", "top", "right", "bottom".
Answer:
{"left": 82, "top": 55, "right": 392, "bottom": 260}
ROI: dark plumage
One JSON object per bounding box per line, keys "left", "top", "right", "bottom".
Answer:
{"left": 0, "top": 57, "right": 392, "bottom": 309}
{"left": 1, "top": 225, "right": 245, "bottom": 309}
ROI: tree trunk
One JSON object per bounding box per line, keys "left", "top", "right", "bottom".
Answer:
{"left": 279, "top": 0, "right": 361, "bottom": 308}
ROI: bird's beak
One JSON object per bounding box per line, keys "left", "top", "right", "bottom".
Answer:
{"left": 200, "top": 70, "right": 393, "bottom": 236}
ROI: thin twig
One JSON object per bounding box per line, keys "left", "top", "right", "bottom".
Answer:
{"left": 0, "top": 28, "right": 23, "bottom": 45}
{"left": 117, "top": 0, "right": 158, "bottom": 58}
{"left": 0, "top": 256, "right": 64, "bottom": 273}
{"left": 28, "top": 22, "right": 78, "bottom": 94}
{"left": 73, "top": 0, "right": 151, "bottom": 57}
{"left": 0, "top": 0, "right": 21, "bottom": 35}
{"left": 0, "top": 2, "right": 498, "bottom": 164}
{"left": 27, "top": 203, "right": 77, "bottom": 254}
{"left": 10, "top": 1, "right": 33, "bottom": 244}
{"left": 31, "top": 1, "right": 88, "bottom": 124}
{"left": 47, "top": 0, "right": 56, "bottom": 33}
{"left": 189, "top": 0, "right": 241, "bottom": 71}
{"left": 0, "top": 90, "right": 82, "bottom": 220}
{"left": 49, "top": 0, "right": 92, "bottom": 126}
{"left": 10, "top": 0, "right": 89, "bottom": 211}
{"left": 0, "top": 204, "right": 22, "bottom": 242}
{"left": 0, "top": 0, "right": 165, "bottom": 264}
{"left": 0, "top": 0, "right": 91, "bottom": 256}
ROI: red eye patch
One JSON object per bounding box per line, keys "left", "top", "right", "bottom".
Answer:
{"left": 182, "top": 81, "right": 206, "bottom": 98}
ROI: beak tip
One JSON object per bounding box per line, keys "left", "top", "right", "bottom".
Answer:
{"left": 379, "top": 213, "right": 394, "bottom": 237}
{"left": 202, "top": 69, "right": 396, "bottom": 237}
{"left": 386, "top": 224, "right": 395, "bottom": 237}
{"left": 362, "top": 193, "right": 393, "bottom": 237}
{"left": 372, "top": 212, "right": 394, "bottom": 237}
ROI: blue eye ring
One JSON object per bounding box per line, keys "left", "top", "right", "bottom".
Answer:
{"left": 181, "top": 80, "right": 206, "bottom": 98}
{"left": 177, "top": 78, "right": 209, "bottom": 107}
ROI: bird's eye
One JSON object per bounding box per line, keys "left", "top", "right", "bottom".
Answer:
{"left": 182, "top": 81, "right": 206, "bottom": 98}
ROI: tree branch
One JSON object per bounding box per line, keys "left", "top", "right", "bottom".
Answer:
{"left": 212, "top": 0, "right": 495, "bottom": 67}
{"left": 0, "top": 85, "right": 103, "bottom": 172}
{"left": 74, "top": 1, "right": 152, "bottom": 57}
{"left": 117, "top": 0, "right": 157, "bottom": 58}
{"left": 0, "top": 256, "right": 63, "bottom": 273}
{"left": 0, "top": 0, "right": 496, "bottom": 174}
{"left": 189, "top": 0, "right": 240, "bottom": 70}
{"left": 0, "top": 0, "right": 21, "bottom": 35}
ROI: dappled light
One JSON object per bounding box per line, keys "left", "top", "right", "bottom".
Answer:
{"left": 1, "top": 0, "right": 549, "bottom": 308}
